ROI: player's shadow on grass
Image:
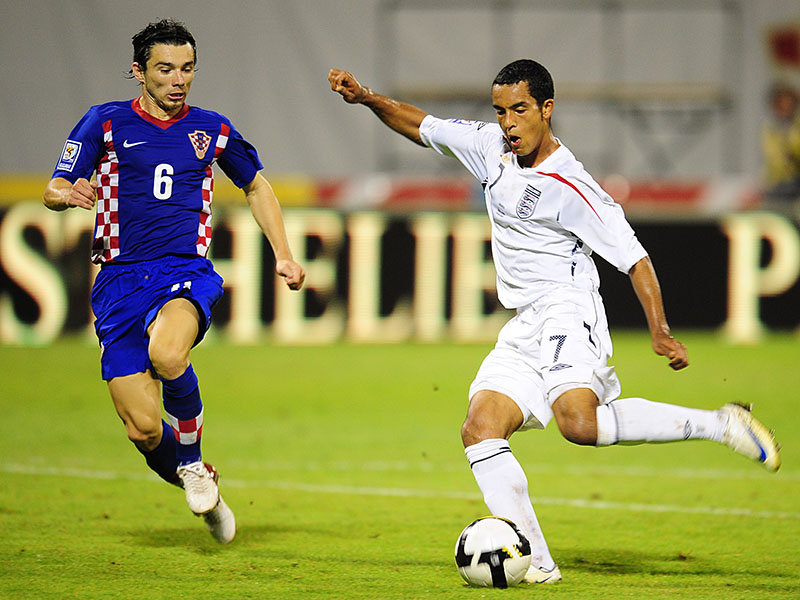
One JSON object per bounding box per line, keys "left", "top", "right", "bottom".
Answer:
{"left": 118, "top": 523, "right": 299, "bottom": 553}
{"left": 558, "top": 547, "right": 793, "bottom": 581}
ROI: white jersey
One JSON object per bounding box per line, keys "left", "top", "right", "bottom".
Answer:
{"left": 419, "top": 115, "right": 648, "bottom": 309}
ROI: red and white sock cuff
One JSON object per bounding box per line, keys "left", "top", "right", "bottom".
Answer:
{"left": 166, "top": 408, "right": 204, "bottom": 445}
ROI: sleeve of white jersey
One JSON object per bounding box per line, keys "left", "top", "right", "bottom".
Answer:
{"left": 557, "top": 176, "right": 648, "bottom": 274}
{"left": 418, "top": 115, "right": 495, "bottom": 181}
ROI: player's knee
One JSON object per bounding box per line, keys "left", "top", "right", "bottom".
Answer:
{"left": 557, "top": 420, "right": 597, "bottom": 446}
{"left": 461, "top": 417, "right": 484, "bottom": 447}
{"left": 148, "top": 340, "right": 189, "bottom": 380}
{"left": 125, "top": 416, "right": 162, "bottom": 451}
{"left": 461, "top": 410, "right": 504, "bottom": 447}
{"left": 553, "top": 397, "right": 598, "bottom": 446}
{"left": 461, "top": 392, "right": 523, "bottom": 447}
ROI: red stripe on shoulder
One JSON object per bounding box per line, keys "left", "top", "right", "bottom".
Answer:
{"left": 537, "top": 171, "right": 603, "bottom": 223}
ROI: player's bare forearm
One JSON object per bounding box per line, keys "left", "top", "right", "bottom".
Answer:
{"left": 629, "top": 257, "right": 668, "bottom": 336}
{"left": 328, "top": 68, "right": 428, "bottom": 146}
{"left": 244, "top": 174, "right": 292, "bottom": 261}
{"left": 43, "top": 177, "right": 97, "bottom": 211}
{"left": 629, "top": 256, "right": 689, "bottom": 370}
{"left": 243, "top": 173, "right": 305, "bottom": 290}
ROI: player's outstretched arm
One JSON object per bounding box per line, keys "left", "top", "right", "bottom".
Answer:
{"left": 243, "top": 173, "right": 305, "bottom": 290}
{"left": 328, "top": 68, "right": 428, "bottom": 146}
{"left": 628, "top": 256, "right": 689, "bottom": 370}
{"left": 43, "top": 177, "right": 97, "bottom": 211}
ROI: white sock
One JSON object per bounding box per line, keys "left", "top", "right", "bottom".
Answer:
{"left": 596, "top": 397, "right": 726, "bottom": 446}
{"left": 465, "top": 438, "right": 556, "bottom": 570}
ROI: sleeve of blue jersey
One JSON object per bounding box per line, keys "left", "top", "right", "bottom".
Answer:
{"left": 51, "top": 106, "right": 104, "bottom": 182}
{"left": 216, "top": 122, "right": 264, "bottom": 189}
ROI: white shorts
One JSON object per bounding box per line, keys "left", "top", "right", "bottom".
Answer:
{"left": 469, "top": 287, "right": 622, "bottom": 430}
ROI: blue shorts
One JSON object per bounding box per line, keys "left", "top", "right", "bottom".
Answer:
{"left": 91, "top": 255, "right": 224, "bottom": 381}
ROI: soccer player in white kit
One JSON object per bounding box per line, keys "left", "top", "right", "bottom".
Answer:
{"left": 328, "top": 60, "right": 780, "bottom": 584}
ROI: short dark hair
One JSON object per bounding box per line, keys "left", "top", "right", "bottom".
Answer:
{"left": 130, "top": 19, "right": 196, "bottom": 73}
{"left": 493, "top": 59, "right": 554, "bottom": 108}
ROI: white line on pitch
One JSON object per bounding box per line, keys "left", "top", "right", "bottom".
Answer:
{"left": 223, "top": 459, "right": 800, "bottom": 481}
{"left": 3, "top": 462, "right": 799, "bottom": 521}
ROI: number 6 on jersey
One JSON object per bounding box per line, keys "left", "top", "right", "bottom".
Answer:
{"left": 154, "top": 163, "right": 174, "bottom": 199}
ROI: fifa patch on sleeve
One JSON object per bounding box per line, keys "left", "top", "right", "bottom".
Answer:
{"left": 57, "top": 139, "right": 82, "bottom": 172}
{"left": 448, "top": 118, "right": 488, "bottom": 130}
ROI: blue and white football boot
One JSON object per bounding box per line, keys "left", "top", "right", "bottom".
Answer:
{"left": 720, "top": 403, "right": 781, "bottom": 471}
{"left": 523, "top": 564, "right": 562, "bottom": 584}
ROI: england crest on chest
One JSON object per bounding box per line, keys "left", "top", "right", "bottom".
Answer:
{"left": 516, "top": 184, "right": 541, "bottom": 220}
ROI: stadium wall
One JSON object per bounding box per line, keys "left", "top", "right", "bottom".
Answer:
{"left": 1, "top": 1, "right": 799, "bottom": 178}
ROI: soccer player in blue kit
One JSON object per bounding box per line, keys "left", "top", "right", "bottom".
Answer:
{"left": 43, "top": 19, "right": 305, "bottom": 544}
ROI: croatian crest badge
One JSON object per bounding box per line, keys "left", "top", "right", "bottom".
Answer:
{"left": 188, "top": 130, "right": 212, "bottom": 160}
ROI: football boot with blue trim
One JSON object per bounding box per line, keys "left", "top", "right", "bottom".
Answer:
{"left": 720, "top": 403, "right": 780, "bottom": 472}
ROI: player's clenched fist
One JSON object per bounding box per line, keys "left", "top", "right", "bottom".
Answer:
{"left": 276, "top": 259, "right": 306, "bottom": 291}
{"left": 67, "top": 178, "right": 98, "bottom": 210}
{"left": 651, "top": 332, "right": 689, "bottom": 371}
{"left": 328, "top": 69, "right": 370, "bottom": 104}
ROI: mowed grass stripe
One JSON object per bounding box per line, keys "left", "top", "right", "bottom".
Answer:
{"left": 4, "top": 462, "right": 799, "bottom": 521}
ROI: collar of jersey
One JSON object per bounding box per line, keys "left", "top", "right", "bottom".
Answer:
{"left": 131, "top": 98, "right": 190, "bottom": 130}
{"left": 512, "top": 140, "right": 567, "bottom": 172}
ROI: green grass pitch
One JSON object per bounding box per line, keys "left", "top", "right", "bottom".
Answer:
{"left": 1, "top": 331, "right": 798, "bottom": 599}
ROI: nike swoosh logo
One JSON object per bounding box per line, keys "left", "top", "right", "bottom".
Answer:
{"left": 123, "top": 140, "right": 147, "bottom": 148}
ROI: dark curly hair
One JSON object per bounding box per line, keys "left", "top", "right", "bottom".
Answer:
{"left": 493, "top": 59, "right": 554, "bottom": 108}
{"left": 128, "top": 19, "right": 196, "bottom": 76}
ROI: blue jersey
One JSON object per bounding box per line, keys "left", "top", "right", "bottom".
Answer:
{"left": 52, "top": 99, "right": 263, "bottom": 263}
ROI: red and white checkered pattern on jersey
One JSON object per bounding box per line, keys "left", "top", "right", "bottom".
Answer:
{"left": 166, "top": 408, "right": 204, "bottom": 445}
{"left": 91, "top": 120, "right": 120, "bottom": 263}
{"left": 196, "top": 123, "right": 230, "bottom": 257}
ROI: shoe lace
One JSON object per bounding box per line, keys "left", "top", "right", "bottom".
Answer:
{"left": 180, "top": 463, "right": 211, "bottom": 494}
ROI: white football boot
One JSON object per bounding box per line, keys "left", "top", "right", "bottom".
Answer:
{"left": 523, "top": 564, "right": 562, "bottom": 584}
{"left": 203, "top": 496, "right": 236, "bottom": 544}
{"left": 177, "top": 461, "right": 220, "bottom": 514}
{"left": 720, "top": 403, "right": 781, "bottom": 472}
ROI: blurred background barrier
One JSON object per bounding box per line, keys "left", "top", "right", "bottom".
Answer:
{"left": 1, "top": 186, "right": 798, "bottom": 346}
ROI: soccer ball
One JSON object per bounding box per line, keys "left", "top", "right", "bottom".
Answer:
{"left": 454, "top": 516, "right": 531, "bottom": 588}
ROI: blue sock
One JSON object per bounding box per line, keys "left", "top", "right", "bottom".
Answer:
{"left": 138, "top": 420, "right": 180, "bottom": 484}
{"left": 161, "top": 364, "right": 204, "bottom": 466}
